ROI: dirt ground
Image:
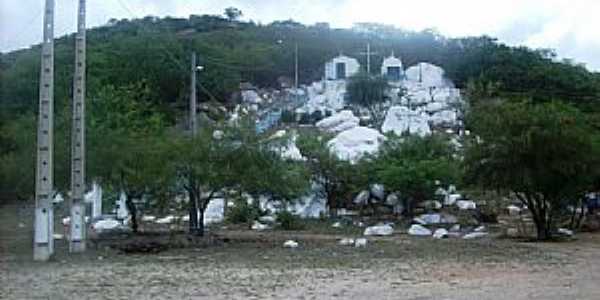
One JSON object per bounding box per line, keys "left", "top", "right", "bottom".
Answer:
{"left": 2, "top": 200, "right": 600, "bottom": 300}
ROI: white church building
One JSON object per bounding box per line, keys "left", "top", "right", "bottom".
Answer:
{"left": 381, "top": 53, "right": 405, "bottom": 81}
{"left": 324, "top": 55, "right": 361, "bottom": 80}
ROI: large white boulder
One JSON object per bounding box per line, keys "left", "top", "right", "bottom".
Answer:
{"left": 370, "top": 184, "right": 385, "bottom": 200}
{"left": 433, "top": 228, "right": 449, "bottom": 239}
{"left": 305, "top": 80, "right": 347, "bottom": 113}
{"left": 241, "top": 90, "right": 263, "bottom": 104}
{"left": 382, "top": 106, "right": 431, "bottom": 137}
{"left": 430, "top": 110, "right": 458, "bottom": 126}
{"left": 408, "top": 224, "right": 432, "bottom": 236}
{"left": 354, "top": 238, "right": 368, "bottom": 248}
{"left": 405, "top": 62, "right": 447, "bottom": 88}
{"left": 354, "top": 190, "right": 370, "bottom": 205}
{"left": 328, "top": 126, "right": 385, "bottom": 162}
{"left": 316, "top": 110, "right": 360, "bottom": 133}
{"left": 364, "top": 224, "right": 394, "bottom": 236}
{"left": 445, "top": 193, "right": 462, "bottom": 206}
{"left": 456, "top": 200, "right": 477, "bottom": 210}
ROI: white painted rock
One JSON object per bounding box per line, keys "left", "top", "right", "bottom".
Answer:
{"left": 328, "top": 126, "right": 386, "bottom": 162}
{"left": 558, "top": 228, "right": 574, "bottom": 237}
{"left": 370, "top": 184, "right": 385, "bottom": 200}
{"left": 463, "top": 232, "right": 488, "bottom": 240}
{"left": 339, "top": 238, "right": 355, "bottom": 246}
{"left": 155, "top": 215, "right": 176, "bottom": 224}
{"left": 283, "top": 240, "right": 299, "bottom": 248}
{"left": 450, "top": 224, "right": 461, "bottom": 232}
{"left": 385, "top": 193, "right": 400, "bottom": 206}
{"left": 364, "top": 224, "right": 394, "bottom": 236}
{"left": 141, "top": 215, "right": 156, "bottom": 222}
{"left": 316, "top": 110, "right": 360, "bottom": 133}
{"left": 251, "top": 221, "right": 270, "bottom": 231}
{"left": 354, "top": 190, "right": 370, "bottom": 205}
{"left": 354, "top": 238, "right": 368, "bottom": 248}
{"left": 332, "top": 221, "right": 343, "bottom": 228}
{"left": 445, "top": 193, "right": 462, "bottom": 206}
{"left": 259, "top": 215, "right": 276, "bottom": 223}
{"left": 92, "top": 219, "right": 122, "bottom": 232}
{"left": 433, "top": 228, "right": 449, "bottom": 239}
{"left": 456, "top": 200, "right": 477, "bottom": 210}
{"left": 382, "top": 106, "right": 431, "bottom": 137}
{"left": 413, "top": 217, "right": 428, "bottom": 225}
{"left": 507, "top": 205, "right": 522, "bottom": 216}
{"left": 418, "top": 214, "right": 442, "bottom": 224}
{"left": 408, "top": 224, "right": 432, "bottom": 236}
{"left": 474, "top": 226, "right": 486, "bottom": 232}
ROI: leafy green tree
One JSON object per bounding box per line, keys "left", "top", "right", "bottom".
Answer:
{"left": 228, "top": 118, "right": 310, "bottom": 213}
{"left": 0, "top": 114, "right": 36, "bottom": 199}
{"left": 465, "top": 100, "right": 599, "bottom": 240}
{"left": 346, "top": 73, "right": 390, "bottom": 127}
{"left": 166, "top": 128, "right": 232, "bottom": 236}
{"left": 297, "top": 132, "right": 360, "bottom": 216}
{"left": 374, "top": 135, "right": 459, "bottom": 216}
{"left": 87, "top": 81, "right": 168, "bottom": 232}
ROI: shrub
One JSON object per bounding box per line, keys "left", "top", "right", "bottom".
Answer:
{"left": 276, "top": 211, "right": 305, "bottom": 230}
{"left": 226, "top": 200, "right": 262, "bottom": 224}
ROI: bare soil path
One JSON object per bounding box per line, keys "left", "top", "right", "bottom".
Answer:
{"left": 2, "top": 200, "right": 600, "bottom": 299}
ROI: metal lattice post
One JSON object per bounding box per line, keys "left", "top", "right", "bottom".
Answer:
{"left": 34, "top": 0, "right": 55, "bottom": 261}
{"left": 190, "top": 52, "right": 197, "bottom": 135}
{"left": 70, "top": 0, "right": 87, "bottom": 253}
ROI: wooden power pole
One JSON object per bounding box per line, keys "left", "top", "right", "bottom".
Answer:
{"left": 190, "top": 52, "right": 197, "bottom": 135}
{"left": 34, "top": 0, "right": 55, "bottom": 261}
{"left": 69, "top": 0, "right": 87, "bottom": 253}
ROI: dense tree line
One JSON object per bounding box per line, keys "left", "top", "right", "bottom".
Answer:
{"left": 2, "top": 13, "right": 599, "bottom": 119}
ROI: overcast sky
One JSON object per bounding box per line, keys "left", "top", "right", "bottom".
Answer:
{"left": 1, "top": 0, "right": 599, "bottom": 71}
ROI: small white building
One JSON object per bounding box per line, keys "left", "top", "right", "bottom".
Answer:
{"left": 381, "top": 54, "right": 404, "bottom": 81}
{"left": 325, "top": 55, "right": 360, "bottom": 80}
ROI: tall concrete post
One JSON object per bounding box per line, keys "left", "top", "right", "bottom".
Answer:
{"left": 294, "top": 43, "right": 299, "bottom": 90}
{"left": 34, "top": 0, "right": 55, "bottom": 261}
{"left": 366, "top": 43, "right": 371, "bottom": 75}
{"left": 70, "top": 0, "right": 87, "bottom": 253}
{"left": 190, "top": 52, "right": 197, "bottom": 135}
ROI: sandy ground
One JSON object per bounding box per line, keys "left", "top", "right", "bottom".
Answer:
{"left": 2, "top": 200, "right": 600, "bottom": 299}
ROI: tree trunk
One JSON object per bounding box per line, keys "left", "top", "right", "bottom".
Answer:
{"left": 197, "top": 208, "right": 205, "bottom": 237}
{"left": 535, "top": 221, "right": 550, "bottom": 240}
{"left": 125, "top": 195, "right": 138, "bottom": 233}
{"left": 188, "top": 191, "right": 198, "bottom": 235}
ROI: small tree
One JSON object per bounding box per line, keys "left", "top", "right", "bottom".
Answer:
{"left": 228, "top": 118, "right": 310, "bottom": 217}
{"left": 224, "top": 7, "right": 243, "bottom": 22}
{"left": 167, "top": 128, "right": 231, "bottom": 236}
{"left": 465, "top": 100, "right": 599, "bottom": 240}
{"left": 347, "top": 73, "right": 390, "bottom": 127}
{"left": 374, "top": 134, "right": 459, "bottom": 216}
{"left": 297, "top": 133, "right": 360, "bottom": 216}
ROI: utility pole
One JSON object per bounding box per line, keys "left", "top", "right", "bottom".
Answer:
{"left": 294, "top": 42, "right": 299, "bottom": 90}
{"left": 367, "top": 43, "right": 371, "bottom": 75}
{"left": 34, "top": 0, "right": 55, "bottom": 261}
{"left": 190, "top": 52, "right": 197, "bottom": 135}
{"left": 69, "top": 0, "right": 87, "bottom": 253}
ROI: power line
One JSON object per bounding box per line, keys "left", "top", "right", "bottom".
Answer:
{"left": 113, "top": 0, "right": 222, "bottom": 102}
